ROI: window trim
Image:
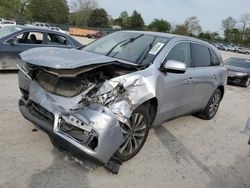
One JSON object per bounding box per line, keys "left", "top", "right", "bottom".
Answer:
{"left": 4, "top": 31, "right": 46, "bottom": 45}
{"left": 44, "top": 32, "right": 74, "bottom": 47}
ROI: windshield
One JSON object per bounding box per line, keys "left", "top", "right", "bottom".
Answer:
{"left": 226, "top": 58, "right": 250, "bottom": 69}
{"left": 0, "top": 26, "right": 21, "bottom": 38}
{"left": 83, "top": 31, "right": 169, "bottom": 65}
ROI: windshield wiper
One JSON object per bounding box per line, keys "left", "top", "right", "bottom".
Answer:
{"left": 136, "top": 36, "right": 157, "bottom": 65}
{"left": 106, "top": 34, "right": 144, "bottom": 56}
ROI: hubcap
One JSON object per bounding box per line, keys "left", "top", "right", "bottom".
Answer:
{"left": 209, "top": 92, "right": 220, "bottom": 117}
{"left": 119, "top": 113, "right": 146, "bottom": 156}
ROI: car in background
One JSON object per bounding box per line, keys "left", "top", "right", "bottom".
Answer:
{"left": 50, "top": 27, "right": 67, "bottom": 34}
{"left": 0, "top": 26, "right": 82, "bottom": 70}
{"left": 0, "top": 20, "right": 16, "bottom": 28}
{"left": 225, "top": 57, "right": 250, "bottom": 87}
{"left": 86, "top": 32, "right": 103, "bottom": 39}
{"left": 18, "top": 31, "right": 227, "bottom": 173}
{"left": 234, "top": 47, "right": 249, "bottom": 54}
{"left": 224, "top": 44, "right": 235, "bottom": 51}
{"left": 25, "top": 22, "right": 50, "bottom": 28}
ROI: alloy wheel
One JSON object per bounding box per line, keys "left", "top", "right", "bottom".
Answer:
{"left": 119, "top": 113, "right": 147, "bottom": 156}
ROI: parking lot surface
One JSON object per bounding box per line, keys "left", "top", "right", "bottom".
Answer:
{"left": 0, "top": 38, "right": 250, "bottom": 188}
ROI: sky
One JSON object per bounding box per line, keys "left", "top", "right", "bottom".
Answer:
{"left": 95, "top": 0, "right": 250, "bottom": 35}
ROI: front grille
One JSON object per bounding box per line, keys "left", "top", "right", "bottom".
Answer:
{"left": 35, "top": 70, "right": 86, "bottom": 97}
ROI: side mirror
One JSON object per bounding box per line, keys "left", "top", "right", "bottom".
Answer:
{"left": 161, "top": 60, "right": 187, "bottom": 74}
{"left": 9, "top": 38, "right": 18, "bottom": 45}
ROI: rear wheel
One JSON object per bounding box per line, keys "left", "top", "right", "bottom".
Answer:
{"left": 197, "top": 89, "right": 222, "bottom": 120}
{"left": 115, "top": 106, "right": 150, "bottom": 161}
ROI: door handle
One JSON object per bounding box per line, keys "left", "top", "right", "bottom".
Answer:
{"left": 212, "top": 74, "right": 217, "bottom": 78}
{"left": 187, "top": 77, "right": 193, "bottom": 83}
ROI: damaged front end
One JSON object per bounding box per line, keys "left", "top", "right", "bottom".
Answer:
{"left": 18, "top": 48, "right": 153, "bottom": 173}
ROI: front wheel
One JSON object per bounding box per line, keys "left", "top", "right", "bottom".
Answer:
{"left": 197, "top": 89, "right": 222, "bottom": 120}
{"left": 115, "top": 106, "right": 150, "bottom": 161}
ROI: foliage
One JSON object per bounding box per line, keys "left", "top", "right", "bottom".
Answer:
{"left": 222, "top": 17, "right": 236, "bottom": 30}
{"left": 174, "top": 16, "right": 202, "bottom": 36}
{"left": 148, "top": 19, "right": 171, "bottom": 32}
{"left": 0, "top": 0, "right": 29, "bottom": 19}
{"left": 87, "top": 8, "right": 108, "bottom": 27}
{"left": 27, "top": 0, "right": 69, "bottom": 23}
{"left": 69, "top": 0, "right": 97, "bottom": 26}
{"left": 128, "top": 10, "right": 144, "bottom": 30}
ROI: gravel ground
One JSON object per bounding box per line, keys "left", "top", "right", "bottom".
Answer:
{"left": 0, "top": 37, "right": 250, "bottom": 188}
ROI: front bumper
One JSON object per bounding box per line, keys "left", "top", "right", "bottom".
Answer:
{"left": 227, "top": 75, "right": 248, "bottom": 86}
{"left": 18, "top": 74, "right": 124, "bottom": 165}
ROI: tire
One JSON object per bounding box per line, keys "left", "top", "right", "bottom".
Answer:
{"left": 197, "top": 89, "right": 222, "bottom": 120}
{"left": 245, "top": 78, "right": 250, "bottom": 88}
{"left": 115, "top": 105, "right": 150, "bottom": 161}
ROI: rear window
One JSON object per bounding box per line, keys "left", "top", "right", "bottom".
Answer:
{"left": 0, "top": 26, "right": 21, "bottom": 38}
{"left": 191, "top": 43, "right": 211, "bottom": 67}
{"left": 225, "top": 58, "right": 250, "bottom": 69}
{"left": 210, "top": 50, "right": 221, "bottom": 66}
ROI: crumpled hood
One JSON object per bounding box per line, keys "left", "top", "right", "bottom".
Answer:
{"left": 20, "top": 47, "right": 117, "bottom": 69}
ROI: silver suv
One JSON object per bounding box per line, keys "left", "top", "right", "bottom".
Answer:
{"left": 18, "top": 31, "right": 227, "bottom": 172}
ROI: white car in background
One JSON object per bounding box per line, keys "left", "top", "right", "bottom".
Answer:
{"left": 25, "top": 22, "right": 50, "bottom": 29}
{"left": 0, "top": 20, "right": 16, "bottom": 28}
{"left": 50, "top": 27, "right": 67, "bottom": 34}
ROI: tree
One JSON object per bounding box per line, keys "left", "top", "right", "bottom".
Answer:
{"left": 174, "top": 16, "right": 202, "bottom": 36}
{"left": 184, "top": 16, "right": 202, "bottom": 35}
{"left": 148, "top": 19, "right": 171, "bottom": 32}
{"left": 222, "top": 17, "right": 236, "bottom": 30}
{"left": 0, "top": 0, "right": 30, "bottom": 19}
{"left": 69, "top": 0, "right": 97, "bottom": 26}
{"left": 239, "top": 13, "right": 250, "bottom": 40}
{"left": 174, "top": 24, "right": 189, "bottom": 35}
{"left": 87, "top": 8, "right": 108, "bottom": 27}
{"left": 27, "top": 0, "right": 69, "bottom": 23}
{"left": 224, "top": 28, "right": 241, "bottom": 43}
{"left": 128, "top": 10, "right": 144, "bottom": 30}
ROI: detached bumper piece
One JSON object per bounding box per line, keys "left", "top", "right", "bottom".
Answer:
{"left": 19, "top": 98, "right": 124, "bottom": 174}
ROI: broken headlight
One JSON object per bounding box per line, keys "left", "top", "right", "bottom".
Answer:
{"left": 85, "top": 83, "right": 125, "bottom": 105}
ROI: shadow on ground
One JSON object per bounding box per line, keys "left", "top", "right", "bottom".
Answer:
{"left": 29, "top": 149, "right": 90, "bottom": 188}
{"left": 154, "top": 125, "right": 215, "bottom": 178}
{"left": 208, "top": 153, "right": 250, "bottom": 188}
{"left": 154, "top": 125, "right": 250, "bottom": 188}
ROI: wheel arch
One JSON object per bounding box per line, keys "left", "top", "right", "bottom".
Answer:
{"left": 217, "top": 85, "right": 225, "bottom": 99}
{"left": 139, "top": 97, "right": 158, "bottom": 125}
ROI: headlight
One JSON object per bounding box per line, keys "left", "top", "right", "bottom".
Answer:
{"left": 85, "top": 83, "right": 125, "bottom": 105}
{"left": 236, "top": 72, "right": 247, "bottom": 77}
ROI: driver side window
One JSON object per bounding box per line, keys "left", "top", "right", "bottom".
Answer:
{"left": 165, "top": 42, "right": 191, "bottom": 67}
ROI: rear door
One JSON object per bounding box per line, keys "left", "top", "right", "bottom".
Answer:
{"left": 190, "top": 43, "right": 222, "bottom": 110}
